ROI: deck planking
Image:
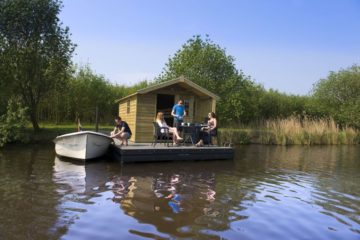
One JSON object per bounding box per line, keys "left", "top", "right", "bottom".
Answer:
{"left": 109, "top": 143, "right": 234, "bottom": 163}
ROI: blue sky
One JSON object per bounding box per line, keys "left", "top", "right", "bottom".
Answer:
{"left": 60, "top": 0, "right": 360, "bottom": 95}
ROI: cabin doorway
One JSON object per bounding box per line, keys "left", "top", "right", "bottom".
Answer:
{"left": 156, "top": 94, "right": 175, "bottom": 126}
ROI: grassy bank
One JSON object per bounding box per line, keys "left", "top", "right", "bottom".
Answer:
{"left": 26, "top": 123, "right": 114, "bottom": 143}
{"left": 8, "top": 118, "right": 360, "bottom": 146}
{"left": 218, "top": 117, "right": 359, "bottom": 145}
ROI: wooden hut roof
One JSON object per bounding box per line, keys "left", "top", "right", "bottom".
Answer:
{"left": 116, "top": 76, "right": 220, "bottom": 102}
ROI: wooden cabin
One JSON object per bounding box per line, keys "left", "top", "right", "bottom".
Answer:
{"left": 117, "top": 76, "right": 220, "bottom": 143}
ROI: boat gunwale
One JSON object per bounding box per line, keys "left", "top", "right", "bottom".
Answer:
{"left": 54, "top": 131, "right": 111, "bottom": 141}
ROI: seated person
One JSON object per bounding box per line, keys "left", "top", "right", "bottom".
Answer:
{"left": 195, "top": 112, "right": 217, "bottom": 146}
{"left": 156, "top": 112, "right": 183, "bottom": 145}
{"left": 110, "top": 116, "right": 132, "bottom": 146}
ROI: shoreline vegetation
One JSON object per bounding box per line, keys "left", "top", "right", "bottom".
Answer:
{"left": 219, "top": 117, "right": 359, "bottom": 145}
{"left": 24, "top": 124, "right": 114, "bottom": 144}
{"left": 6, "top": 117, "right": 358, "bottom": 146}
{"left": 1, "top": 0, "right": 359, "bottom": 148}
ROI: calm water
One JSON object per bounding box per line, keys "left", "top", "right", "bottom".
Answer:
{"left": 0, "top": 144, "right": 359, "bottom": 240}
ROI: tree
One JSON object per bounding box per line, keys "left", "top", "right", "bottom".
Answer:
{"left": 0, "top": 0, "right": 75, "bottom": 131}
{"left": 68, "top": 66, "right": 113, "bottom": 123}
{"left": 258, "top": 89, "right": 308, "bottom": 119}
{"left": 312, "top": 65, "right": 360, "bottom": 128}
{"left": 156, "top": 35, "right": 262, "bottom": 123}
{"left": 157, "top": 35, "right": 239, "bottom": 94}
{"left": 0, "top": 97, "right": 28, "bottom": 147}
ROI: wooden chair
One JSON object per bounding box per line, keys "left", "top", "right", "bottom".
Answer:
{"left": 152, "top": 122, "right": 173, "bottom": 147}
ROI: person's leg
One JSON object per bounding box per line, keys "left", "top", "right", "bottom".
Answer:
{"left": 196, "top": 139, "right": 204, "bottom": 146}
{"left": 173, "top": 119, "right": 178, "bottom": 129}
{"left": 196, "top": 131, "right": 204, "bottom": 144}
{"left": 173, "top": 119, "right": 183, "bottom": 132}
{"left": 196, "top": 131, "right": 207, "bottom": 146}
{"left": 125, "top": 133, "right": 131, "bottom": 146}
{"left": 169, "top": 127, "right": 182, "bottom": 140}
{"left": 203, "top": 131, "right": 210, "bottom": 144}
{"left": 114, "top": 135, "right": 124, "bottom": 145}
{"left": 121, "top": 132, "right": 130, "bottom": 146}
{"left": 168, "top": 128, "right": 178, "bottom": 144}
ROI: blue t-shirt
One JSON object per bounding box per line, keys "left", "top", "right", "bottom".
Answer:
{"left": 172, "top": 104, "right": 185, "bottom": 120}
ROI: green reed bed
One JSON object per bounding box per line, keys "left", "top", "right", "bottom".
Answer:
{"left": 219, "top": 117, "right": 359, "bottom": 145}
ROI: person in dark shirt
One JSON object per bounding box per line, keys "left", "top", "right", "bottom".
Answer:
{"left": 110, "top": 116, "right": 132, "bottom": 146}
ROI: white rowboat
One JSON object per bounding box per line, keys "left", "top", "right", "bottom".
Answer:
{"left": 54, "top": 131, "right": 113, "bottom": 160}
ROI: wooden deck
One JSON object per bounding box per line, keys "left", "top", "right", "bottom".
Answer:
{"left": 109, "top": 143, "right": 234, "bottom": 163}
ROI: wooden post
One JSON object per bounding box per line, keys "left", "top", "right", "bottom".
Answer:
{"left": 77, "top": 118, "right": 82, "bottom": 131}
{"left": 95, "top": 105, "right": 99, "bottom": 132}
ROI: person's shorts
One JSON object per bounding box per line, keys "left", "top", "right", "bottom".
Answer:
{"left": 122, "top": 132, "right": 131, "bottom": 139}
{"left": 173, "top": 119, "right": 183, "bottom": 131}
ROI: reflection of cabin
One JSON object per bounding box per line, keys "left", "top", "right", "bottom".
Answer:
{"left": 116, "top": 76, "right": 220, "bottom": 143}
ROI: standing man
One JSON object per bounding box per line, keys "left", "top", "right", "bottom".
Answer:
{"left": 110, "top": 116, "right": 132, "bottom": 146}
{"left": 171, "top": 99, "right": 186, "bottom": 131}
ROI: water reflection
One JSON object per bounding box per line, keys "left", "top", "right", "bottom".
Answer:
{"left": 0, "top": 145, "right": 359, "bottom": 239}
{"left": 106, "top": 162, "right": 232, "bottom": 238}
{"left": 53, "top": 146, "right": 360, "bottom": 239}
{"left": 53, "top": 157, "right": 86, "bottom": 193}
{"left": 0, "top": 144, "right": 61, "bottom": 240}
{"left": 53, "top": 156, "right": 108, "bottom": 194}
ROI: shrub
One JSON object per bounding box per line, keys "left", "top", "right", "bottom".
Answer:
{"left": 0, "top": 99, "right": 29, "bottom": 147}
{"left": 218, "top": 129, "right": 251, "bottom": 145}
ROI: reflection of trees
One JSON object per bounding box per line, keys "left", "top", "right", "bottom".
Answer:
{"left": 0, "top": 145, "right": 62, "bottom": 240}
{"left": 236, "top": 145, "right": 360, "bottom": 176}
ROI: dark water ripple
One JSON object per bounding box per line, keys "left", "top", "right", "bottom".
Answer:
{"left": 0, "top": 145, "right": 359, "bottom": 239}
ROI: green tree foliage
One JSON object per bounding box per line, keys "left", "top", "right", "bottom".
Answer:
{"left": 219, "top": 77, "right": 264, "bottom": 123}
{"left": 259, "top": 89, "right": 308, "bottom": 119}
{"left": 312, "top": 65, "right": 360, "bottom": 128}
{"left": 157, "top": 35, "right": 239, "bottom": 92}
{"left": 156, "top": 35, "right": 262, "bottom": 123}
{"left": 0, "top": 79, "right": 9, "bottom": 116}
{"left": 0, "top": 98, "right": 28, "bottom": 147}
{"left": 0, "top": 0, "right": 75, "bottom": 131}
{"left": 35, "top": 65, "right": 150, "bottom": 125}
{"left": 69, "top": 66, "right": 113, "bottom": 123}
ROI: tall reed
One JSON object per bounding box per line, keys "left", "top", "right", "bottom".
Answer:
{"left": 260, "top": 116, "right": 359, "bottom": 145}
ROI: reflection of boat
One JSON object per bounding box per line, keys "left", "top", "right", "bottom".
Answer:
{"left": 53, "top": 156, "right": 109, "bottom": 193}
{"left": 53, "top": 131, "right": 112, "bottom": 160}
{"left": 53, "top": 156, "right": 86, "bottom": 193}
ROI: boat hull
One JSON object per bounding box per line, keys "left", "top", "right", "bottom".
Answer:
{"left": 54, "top": 131, "right": 112, "bottom": 160}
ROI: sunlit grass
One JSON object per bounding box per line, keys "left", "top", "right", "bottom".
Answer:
{"left": 22, "top": 120, "right": 359, "bottom": 145}
{"left": 261, "top": 116, "right": 359, "bottom": 145}
{"left": 25, "top": 122, "right": 114, "bottom": 143}
{"left": 219, "top": 116, "right": 359, "bottom": 145}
